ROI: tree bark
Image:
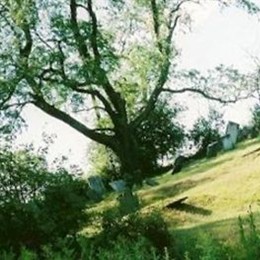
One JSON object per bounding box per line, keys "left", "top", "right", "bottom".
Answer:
{"left": 114, "top": 125, "right": 143, "bottom": 187}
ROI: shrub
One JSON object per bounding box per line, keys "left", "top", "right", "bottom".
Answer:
{"left": 0, "top": 148, "right": 90, "bottom": 252}
{"left": 250, "top": 104, "right": 260, "bottom": 137}
{"left": 92, "top": 210, "right": 174, "bottom": 258}
{"left": 238, "top": 208, "right": 260, "bottom": 259}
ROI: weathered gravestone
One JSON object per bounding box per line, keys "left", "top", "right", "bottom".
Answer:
{"left": 87, "top": 175, "right": 106, "bottom": 201}
{"left": 109, "top": 179, "right": 127, "bottom": 192}
{"left": 172, "top": 155, "right": 188, "bottom": 174}
{"left": 221, "top": 121, "right": 239, "bottom": 151}
{"left": 88, "top": 175, "right": 106, "bottom": 194}
{"left": 206, "top": 141, "right": 220, "bottom": 158}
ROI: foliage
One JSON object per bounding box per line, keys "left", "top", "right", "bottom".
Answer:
{"left": 134, "top": 100, "right": 185, "bottom": 176}
{"left": 190, "top": 108, "right": 224, "bottom": 159}
{"left": 0, "top": 0, "right": 257, "bottom": 184}
{"left": 90, "top": 100, "right": 185, "bottom": 180}
{"left": 92, "top": 210, "right": 174, "bottom": 257}
{"left": 238, "top": 207, "right": 260, "bottom": 259}
{"left": 250, "top": 104, "right": 260, "bottom": 137}
{"left": 0, "top": 236, "right": 172, "bottom": 260}
{"left": 3, "top": 209, "right": 260, "bottom": 259}
{"left": 0, "top": 148, "right": 90, "bottom": 252}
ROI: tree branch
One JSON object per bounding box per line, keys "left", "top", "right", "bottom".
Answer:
{"left": 162, "top": 87, "right": 247, "bottom": 103}
{"left": 131, "top": 1, "right": 184, "bottom": 128}
{"left": 1, "top": 101, "right": 31, "bottom": 110}
{"left": 70, "top": 0, "right": 91, "bottom": 59}
{"left": 20, "top": 23, "right": 33, "bottom": 61}
{"left": 32, "top": 95, "right": 116, "bottom": 148}
{"left": 70, "top": 86, "right": 116, "bottom": 118}
{"left": 150, "top": 0, "right": 162, "bottom": 52}
{"left": 131, "top": 58, "right": 171, "bottom": 128}
{"left": 87, "top": 0, "right": 100, "bottom": 62}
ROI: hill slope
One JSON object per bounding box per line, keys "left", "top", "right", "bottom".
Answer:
{"left": 139, "top": 138, "right": 260, "bottom": 234}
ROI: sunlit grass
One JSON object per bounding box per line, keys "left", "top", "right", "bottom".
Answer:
{"left": 139, "top": 138, "right": 260, "bottom": 231}
{"left": 87, "top": 138, "right": 260, "bottom": 243}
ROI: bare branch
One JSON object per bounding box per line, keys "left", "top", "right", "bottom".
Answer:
{"left": 34, "top": 30, "right": 55, "bottom": 50}
{"left": 162, "top": 87, "right": 249, "bottom": 103}
{"left": 73, "top": 106, "right": 106, "bottom": 113}
{"left": 1, "top": 101, "right": 31, "bottom": 110}
{"left": 170, "top": 0, "right": 196, "bottom": 15}
{"left": 0, "top": 87, "right": 16, "bottom": 109}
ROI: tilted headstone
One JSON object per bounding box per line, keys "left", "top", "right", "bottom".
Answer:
{"left": 207, "top": 141, "right": 220, "bottom": 158}
{"left": 219, "top": 121, "right": 240, "bottom": 151}
{"left": 87, "top": 175, "right": 106, "bottom": 195}
{"left": 226, "top": 121, "right": 239, "bottom": 144}
{"left": 221, "top": 134, "right": 234, "bottom": 151}
{"left": 109, "top": 179, "right": 127, "bottom": 192}
{"left": 172, "top": 155, "right": 188, "bottom": 174}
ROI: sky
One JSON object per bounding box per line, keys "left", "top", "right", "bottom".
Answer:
{"left": 176, "top": 0, "right": 260, "bottom": 127}
{"left": 15, "top": 1, "right": 260, "bottom": 172}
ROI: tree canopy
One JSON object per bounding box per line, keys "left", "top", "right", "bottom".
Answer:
{"left": 0, "top": 0, "right": 259, "bottom": 184}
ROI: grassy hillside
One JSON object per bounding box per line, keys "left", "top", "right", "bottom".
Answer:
{"left": 89, "top": 138, "right": 260, "bottom": 245}
{"left": 137, "top": 138, "right": 260, "bottom": 244}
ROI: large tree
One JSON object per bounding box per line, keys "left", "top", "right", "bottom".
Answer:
{"left": 0, "top": 0, "right": 258, "bottom": 185}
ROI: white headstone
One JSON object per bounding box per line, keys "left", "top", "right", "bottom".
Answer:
{"left": 221, "top": 121, "right": 240, "bottom": 151}
{"left": 226, "top": 121, "right": 239, "bottom": 145}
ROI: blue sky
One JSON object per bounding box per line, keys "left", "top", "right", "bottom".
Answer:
{"left": 15, "top": 1, "right": 260, "bottom": 171}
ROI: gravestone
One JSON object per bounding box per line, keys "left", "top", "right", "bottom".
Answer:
{"left": 220, "top": 121, "right": 240, "bottom": 151}
{"left": 172, "top": 155, "right": 188, "bottom": 174}
{"left": 206, "top": 141, "right": 220, "bottom": 158}
{"left": 87, "top": 175, "right": 106, "bottom": 195}
{"left": 221, "top": 134, "right": 234, "bottom": 151}
{"left": 226, "top": 121, "right": 239, "bottom": 145}
{"left": 109, "top": 179, "right": 127, "bottom": 192}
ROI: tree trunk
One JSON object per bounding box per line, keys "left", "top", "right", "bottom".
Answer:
{"left": 114, "top": 125, "right": 143, "bottom": 188}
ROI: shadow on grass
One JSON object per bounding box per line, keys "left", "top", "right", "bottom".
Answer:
{"left": 173, "top": 210, "right": 260, "bottom": 243}
{"left": 237, "top": 138, "right": 260, "bottom": 151}
{"left": 141, "top": 177, "right": 212, "bottom": 206}
{"left": 180, "top": 156, "right": 231, "bottom": 177}
{"left": 175, "top": 138, "right": 260, "bottom": 179}
{"left": 166, "top": 202, "right": 212, "bottom": 216}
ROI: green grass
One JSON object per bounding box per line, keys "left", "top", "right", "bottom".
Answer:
{"left": 87, "top": 138, "right": 260, "bottom": 245}
{"left": 137, "top": 138, "right": 260, "bottom": 239}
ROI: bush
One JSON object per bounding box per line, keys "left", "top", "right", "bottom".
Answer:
{"left": 92, "top": 210, "right": 174, "bottom": 258}
{"left": 238, "top": 208, "right": 260, "bottom": 259}
{"left": 0, "top": 148, "right": 90, "bottom": 252}
{"left": 250, "top": 104, "right": 260, "bottom": 137}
